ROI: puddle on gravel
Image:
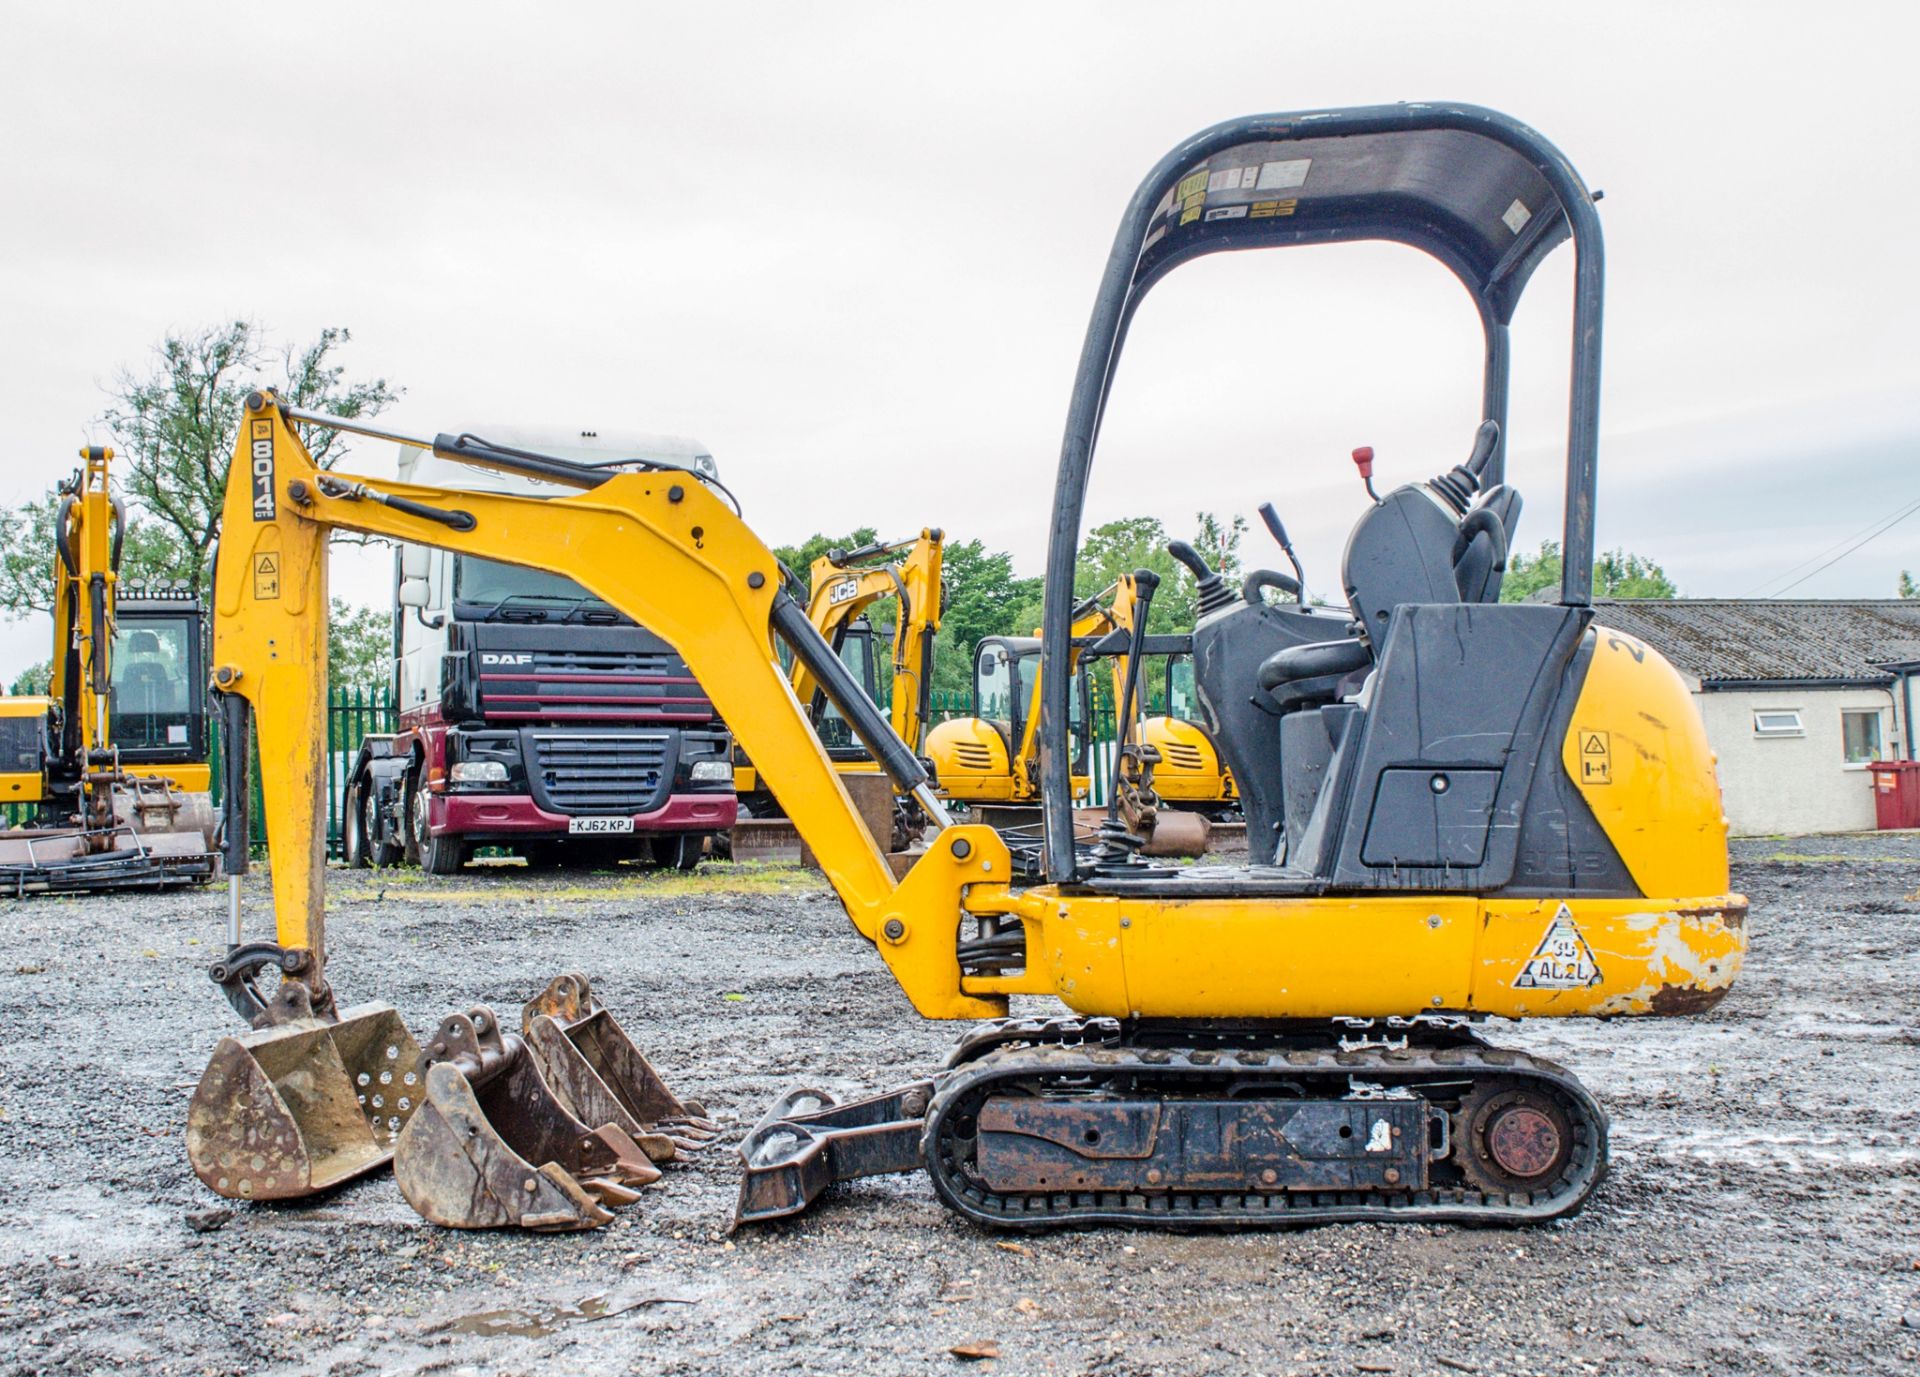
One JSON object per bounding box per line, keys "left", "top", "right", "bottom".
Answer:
{"left": 1615, "top": 1125, "right": 1920, "bottom": 1170}
{"left": 442, "top": 1291, "right": 697, "bottom": 1338}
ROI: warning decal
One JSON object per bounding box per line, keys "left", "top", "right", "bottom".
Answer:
{"left": 252, "top": 551, "right": 281, "bottom": 601}
{"left": 1578, "top": 729, "right": 1611, "bottom": 784}
{"left": 1514, "top": 904, "right": 1604, "bottom": 989}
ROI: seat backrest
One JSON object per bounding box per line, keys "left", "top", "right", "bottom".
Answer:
{"left": 1342, "top": 422, "right": 1520, "bottom": 638}
{"left": 1341, "top": 485, "right": 1464, "bottom": 641}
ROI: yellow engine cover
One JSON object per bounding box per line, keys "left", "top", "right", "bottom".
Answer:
{"left": 1564, "top": 627, "right": 1729, "bottom": 900}
{"left": 927, "top": 717, "right": 1017, "bottom": 803}
{"left": 1141, "top": 716, "right": 1233, "bottom": 803}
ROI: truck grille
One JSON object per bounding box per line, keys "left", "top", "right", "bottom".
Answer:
{"left": 481, "top": 647, "right": 714, "bottom": 724}
{"left": 528, "top": 732, "right": 673, "bottom": 815}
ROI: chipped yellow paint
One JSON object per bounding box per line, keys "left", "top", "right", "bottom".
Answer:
{"left": 974, "top": 888, "right": 1746, "bottom": 1021}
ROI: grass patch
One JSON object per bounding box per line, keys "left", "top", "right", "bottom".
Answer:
{"left": 328, "top": 860, "right": 823, "bottom": 904}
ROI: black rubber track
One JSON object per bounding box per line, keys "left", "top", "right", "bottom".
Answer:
{"left": 922, "top": 1036, "right": 1608, "bottom": 1232}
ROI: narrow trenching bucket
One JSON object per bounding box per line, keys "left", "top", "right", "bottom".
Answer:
{"left": 521, "top": 973, "right": 718, "bottom": 1161}
{"left": 187, "top": 1000, "right": 423, "bottom": 1201}
{"left": 393, "top": 1005, "right": 661, "bottom": 1231}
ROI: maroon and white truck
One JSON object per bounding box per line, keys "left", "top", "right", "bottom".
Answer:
{"left": 340, "top": 429, "right": 737, "bottom": 873}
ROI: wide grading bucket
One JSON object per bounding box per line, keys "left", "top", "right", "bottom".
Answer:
{"left": 187, "top": 1001, "right": 422, "bottom": 1200}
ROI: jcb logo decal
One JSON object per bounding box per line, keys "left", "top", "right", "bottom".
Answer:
{"left": 249, "top": 419, "right": 276, "bottom": 522}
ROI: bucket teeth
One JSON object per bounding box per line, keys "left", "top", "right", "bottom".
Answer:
{"left": 186, "top": 1002, "right": 422, "bottom": 1201}
{"left": 522, "top": 974, "right": 718, "bottom": 1158}
{"left": 393, "top": 1003, "right": 660, "bottom": 1231}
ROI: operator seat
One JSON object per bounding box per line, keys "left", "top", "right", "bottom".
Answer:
{"left": 1257, "top": 421, "right": 1519, "bottom": 715}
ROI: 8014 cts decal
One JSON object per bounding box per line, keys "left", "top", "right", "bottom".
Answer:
{"left": 249, "top": 419, "right": 275, "bottom": 521}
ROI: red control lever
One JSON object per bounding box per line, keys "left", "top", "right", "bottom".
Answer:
{"left": 1351, "top": 446, "right": 1381, "bottom": 504}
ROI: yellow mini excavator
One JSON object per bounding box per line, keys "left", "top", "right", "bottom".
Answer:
{"left": 189, "top": 104, "right": 1744, "bottom": 1236}
{"left": 0, "top": 448, "right": 216, "bottom": 893}
{"left": 929, "top": 572, "right": 1213, "bottom": 863}
{"left": 734, "top": 531, "right": 944, "bottom": 849}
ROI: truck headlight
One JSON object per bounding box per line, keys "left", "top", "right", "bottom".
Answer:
{"left": 450, "top": 761, "right": 509, "bottom": 784}
{"left": 688, "top": 761, "right": 734, "bottom": 783}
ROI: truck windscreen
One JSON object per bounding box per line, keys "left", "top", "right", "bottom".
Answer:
{"left": 454, "top": 556, "right": 600, "bottom": 609}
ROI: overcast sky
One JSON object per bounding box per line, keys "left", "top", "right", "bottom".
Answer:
{"left": 1, "top": 2, "right": 1915, "bottom": 674}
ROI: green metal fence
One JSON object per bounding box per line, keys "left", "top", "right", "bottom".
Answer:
{"left": 208, "top": 683, "right": 396, "bottom": 858}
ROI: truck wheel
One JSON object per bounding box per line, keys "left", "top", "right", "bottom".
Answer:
{"left": 343, "top": 782, "right": 371, "bottom": 869}
{"left": 400, "top": 773, "right": 423, "bottom": 865}
{"left": 409, "top": 775, "right": 465, "bottom": 875}
{"left": 656, "top": 833, "right": 705, "bottom": 872}
{"left": 366, "top": 783, "right": 403, "bottom": 868}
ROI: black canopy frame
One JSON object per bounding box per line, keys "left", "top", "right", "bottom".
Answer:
{"left": 1037, "top": 103, "right": 1606, "bottom": 880}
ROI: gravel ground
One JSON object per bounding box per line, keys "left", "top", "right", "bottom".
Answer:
{"left": 1, "top": 835, "right": 1917, "bottom": 1376}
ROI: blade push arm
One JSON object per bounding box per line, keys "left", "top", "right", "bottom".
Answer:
{"left": 214, "top": 393, "right": 1004, "bottom": 1019}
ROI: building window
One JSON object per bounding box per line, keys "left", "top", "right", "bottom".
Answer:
{"left": 1752, "top": 709, "right": 1804, "bottom": 738}
{"left": 1841, "top": 710, "right": 1883, "bottom": 766}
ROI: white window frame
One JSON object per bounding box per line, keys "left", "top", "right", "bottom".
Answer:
{"left": 1752, "top": 708, "right": 1804, "bottom": 739}
{"left": 1839, "top": 707, "right": 1885, "bottom": 770}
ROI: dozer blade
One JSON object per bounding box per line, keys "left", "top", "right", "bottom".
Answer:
{"left": 187, "top": 1000, "right": 422, "bottom": 1201}
{"left": 394, "top": 1005, "right": 661, "bottom": 1232}
{"left": 0, "top": 824, "right": 216, "bottom": 897}
{"left": 521, "top": 973, "right": 718, "bottom": 1160}
{"left": 733, "top": 1082, "right": 933, "bottom": 1227}
{"left": 1139, "top": 808, "right": 1211, "bottom": 858}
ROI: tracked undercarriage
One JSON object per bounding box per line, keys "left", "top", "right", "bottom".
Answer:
{"left": 736, "top": 1016, "right": 1607, "bottom": 1229}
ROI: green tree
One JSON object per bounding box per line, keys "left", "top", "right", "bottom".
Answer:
{"left": 771, "top": 528, "right": 880, "bottom": 589}
{"left": 1193, "top": 511, "right": 1249, "bottom": 584}
{"left": 1500, "top": 541, "right": 1679, "bottom": 602}
{"left": 932, "top": 540, "right": 1043, "bottom": 696}
{"left": 96, "top": 321, "right": 400, "bottom": 595}
{"left": 0, "top": 491, "right": 196, "bottom": 618}
{"left": 1073, "top": 511, "right": 1248, "bottom": 634}
{"left": 9, "top": 661, "right": 51, "bottom": 695}
{"left": 328, "top": 599, "right": 392, "bottom": 688}
{"left": 1900, "top": 570, "right": 1917, "bottom": 598}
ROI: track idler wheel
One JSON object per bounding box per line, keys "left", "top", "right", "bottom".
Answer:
{"left": 394, "top": 1005, "right": 660, "bottom": 1231}
{"left": 1453, "top": 1080, "right": 1577, "bottom": 1197}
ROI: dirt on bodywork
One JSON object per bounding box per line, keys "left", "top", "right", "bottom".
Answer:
{"left": 1, "top": 838, "right": 1918, "bottom": 1375}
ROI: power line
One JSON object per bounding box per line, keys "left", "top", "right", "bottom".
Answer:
{"left": 1761, "top": 494, "right": 1920, "bottom": 597}
{"left": 1744, "top": 492, "right": 1920, "bottom": 597}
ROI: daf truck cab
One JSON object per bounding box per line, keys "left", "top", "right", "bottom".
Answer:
{"left": 341, "top": 429, "right": 737, "bottom": 873}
